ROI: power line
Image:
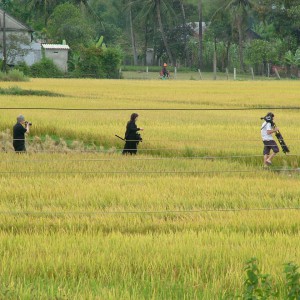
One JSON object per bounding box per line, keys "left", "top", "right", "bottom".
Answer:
{"left": 8, "top": 138, "right": 300, "bottom": 142}
{"left": 0, "top": 207, "right": 299, "bottom": 217}
{"left": 0, "top": 154, "right": 299, "bottom": 163}
{"left": 0, "top": 169, "right": 298, "bottom": 175}
{"left": 3, "top": 147, "right": 294, "bottom": 152}
{"left": 0, "top": 107, "right": 300, "bottom": 111}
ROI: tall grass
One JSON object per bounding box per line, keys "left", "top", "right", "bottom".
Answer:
{"left": 0, "top": 79, "right": 299, "bottom": 298}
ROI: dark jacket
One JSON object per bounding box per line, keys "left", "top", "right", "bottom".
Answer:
{"left": 124, "top": 121, "right": 140, "bottom": 140}
{"left": 13, "top": 122, "right": 27, "bottom": 151}
{"left": 162, "top": 67, "right": 169, "bottom": 76}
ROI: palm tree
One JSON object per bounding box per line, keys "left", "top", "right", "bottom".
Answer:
{"left": 133, "top": 0, "right": 176, "bottom": 66}
{"left": 123, "top": 0, "right": 138, "bottom": 65}
{"left": 213, "top": 0, "right": 254, "bottom": 71}
{"left": 129, "top": 3, "right": 138, "bottom": 65}
{"left": 22, "top": 0, "right": 59, "bottom": 25}
{"left": 178, "top": 0, "right": 191, "bottom": 66}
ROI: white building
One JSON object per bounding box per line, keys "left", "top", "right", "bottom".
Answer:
{"left": 0, "top": 8, "right": 41, "bottom": 66}
{"left": 0, "top": 8, "right": 33, "bottom": 43}
{"left": 0, "top": 9, "right": 70, "bottom": 72}
{"left": 42, "top": 44, "right": 70, "bottom": 73}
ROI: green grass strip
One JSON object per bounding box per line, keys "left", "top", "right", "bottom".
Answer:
{"left": 0, "top": 86, "right": 64, "bottom": 97}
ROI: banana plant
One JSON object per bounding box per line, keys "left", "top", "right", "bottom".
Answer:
{"left": 285, "top": 49, "right": 300, "bottom": 68}
{"left": 96, "top": 36, "right": 107, "bottom": 50}
{"left": 284, "top": 49, "right": 300, "bottom": 77}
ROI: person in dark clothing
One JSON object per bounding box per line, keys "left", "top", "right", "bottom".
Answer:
{"left": 13, "top": 114, "right": 30, "bottom": 152}
{"left": 122, "top": 113, "right": 144, "bottom": 155}
{"left": 160, "top": 63, "right": 170, "bottom": 79}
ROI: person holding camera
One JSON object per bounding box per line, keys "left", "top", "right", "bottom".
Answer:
{"left": 122, "top": 113, "right": 144, "bottom": 155}
{"left": 13, "top": 115, "right": 31, "bottom": 152}
{"left": 261, "top": 112, "right": 279, "bottom": 166}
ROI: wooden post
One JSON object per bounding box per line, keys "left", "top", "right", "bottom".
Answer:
{"left": 234, "top": 68, "right": 236, "bottom": 80}
{"left": 250, "top": 67, "right": 254, "bottom": 80}
{"left": 2, "top": 8, "right": 7, "bottom": 73}
{"left": 267, "top": 63, "right": 270, "bottom": 78}
{"left": 198, "top": 69, "right": 202, "bottom": 80}
{"left": 274, "top": 67, "right": 281, "bottom": 80}
{"left": 119, "top": 68, "right": 122, "bottom": 79}
{"left": 174, "top": 67, "right": 177, "bottom": 79}
{"left": 226, "top": 68, "right": 229, "bottom": 80}
{"left": 213, "top": 39, "right": 217, "bottom": 80}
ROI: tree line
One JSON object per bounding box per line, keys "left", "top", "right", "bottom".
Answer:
{"left": 2, "top": 0, "right": 300, "bottom": 76}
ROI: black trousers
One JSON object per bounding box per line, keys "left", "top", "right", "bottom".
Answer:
{"left": 122, "top": 141, "right": 138, "bottom": 155}
{"left": 13, "top": 143, "right": 26, "bottom": 152}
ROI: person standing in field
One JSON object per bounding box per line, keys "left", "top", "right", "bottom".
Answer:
{"left": 13, "top": 114, "right": 31, "bottom": 152}
{"left": 122, "top": 113, "right": 143, "bottom": 155}
{"left": 261, "top": 112, "right": 279, "bottom": 166}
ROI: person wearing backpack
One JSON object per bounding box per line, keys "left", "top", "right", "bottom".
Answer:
{"left": 261, "top": 112, "right": 279, "bottom": 166}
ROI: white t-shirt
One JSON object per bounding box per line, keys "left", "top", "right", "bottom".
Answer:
{"left": 261, "top": 121, "right": 273, "bottom": 141}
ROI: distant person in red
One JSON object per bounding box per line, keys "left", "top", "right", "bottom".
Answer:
{"left": 160, "top": 63, "right": 170, "bottom": 79}
{"left": 122, "top": 113, "right": 144, "bottom": 155}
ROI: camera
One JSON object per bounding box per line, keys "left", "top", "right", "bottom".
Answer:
{"left": 25, "top": 121, "right": 32, "bottom": 126}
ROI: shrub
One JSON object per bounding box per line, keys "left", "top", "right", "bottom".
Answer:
{"left": 101, "top": 48, "right": 123, "bottom": 79}
{"left": 0, "top": 86, "right": 63, "bottom": 97}
{"left": 237, "top": 258, "right": 300, "bottom": 299}
{"left": 0, "top": 69, "right": 29, "bottom": 81}
{"left": 30, "top": 58, "right": 63, "bottom": 78}
{"left": 15, "top": 62, "right": 31, "bottom": 76}
{"left": 284, "top": 262, "right": 300, "bottom": 299}
{"left": 245, "top": 40, "right": 280, "bottom": 75}
{"left": 74, "top": 46, "right": 123, "bottom": 79}
{"left": 243, "top": 258, "right": 277, "bottom": 299}
{"left": 75, "top": 46, "right": 104, "bottom": 78}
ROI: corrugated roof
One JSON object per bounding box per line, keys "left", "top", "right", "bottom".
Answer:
{"left": 42, "top": 44, "right": 70, "bottom": 50}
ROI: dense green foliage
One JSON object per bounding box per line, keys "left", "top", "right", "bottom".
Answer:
{"left": 0, "top": 86, "right": 64, "bottom": 96}
{"left": 30, "top": 58, "right": 63, "bottom": 78}
{"left": 75, "top": 46, "right": 104, "bottom": 78}
{"left": 239, "top": 258, "right": 300, "bottom": 299}
{"left": 3, "top": 0, "right": 300, "bottom": 75}
{"left": 70, "top": 45, "right": 122, "bottom": 78}
{"left": 0, "top": 69, "right": 29, "bottom": 81}
{"left": 47, "top": 3, "right": 95, "bottom": 50}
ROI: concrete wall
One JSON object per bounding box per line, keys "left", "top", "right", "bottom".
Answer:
{"left": 22, "top": 42, "right": 42, "bottom": 66}
{"left": 0, "top": 33, "right": 39, "bottom": 66}
{"left": 146, "top": 48, "right": 154, "bottom": 66}
{"left": 44, "top": 49, "right": 68, "bottom": 73}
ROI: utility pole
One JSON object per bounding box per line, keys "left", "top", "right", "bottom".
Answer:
{"left": 198, "top": 0, "right": 203, "bottom": 69}
{"left": 1, "top": 1, "right": 7, "bottom": 73}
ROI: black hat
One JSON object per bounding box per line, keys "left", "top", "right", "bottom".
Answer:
{"left": 265, "top": 112, "right": 274, "bottom": 122}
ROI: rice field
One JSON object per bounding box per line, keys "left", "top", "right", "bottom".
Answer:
{"left": 0, "top": 79, "right": 299, "bottom": 299}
